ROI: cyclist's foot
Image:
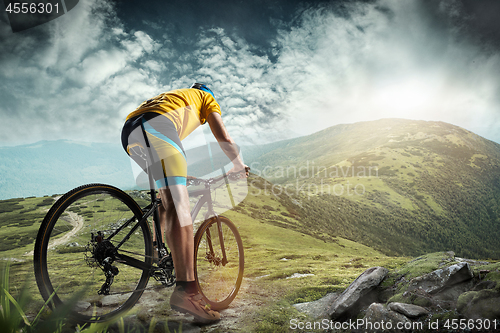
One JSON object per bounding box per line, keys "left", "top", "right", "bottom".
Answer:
{"left": 169, "top": 286, "right": 221, "bottom": 323}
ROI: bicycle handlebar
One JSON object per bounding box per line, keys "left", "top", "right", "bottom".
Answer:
{"left": 187, "top": 167, "right": 250, "bottom": 187}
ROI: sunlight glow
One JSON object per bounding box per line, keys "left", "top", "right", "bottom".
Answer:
{"left": 372, "top": 79, "right": 437, "bottom": 116}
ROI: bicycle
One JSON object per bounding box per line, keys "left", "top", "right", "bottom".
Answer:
{"left": 33, "top": 148, "right": 247, "bottom": 323}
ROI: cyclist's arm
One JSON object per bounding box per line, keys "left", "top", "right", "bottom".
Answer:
{"left": 207, "top": 112, "right": 248, "bottom": 175}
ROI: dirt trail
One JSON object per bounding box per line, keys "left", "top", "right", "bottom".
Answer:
{"left": 131, "top": 277, "right": 264, "bottom": 332}
{"left": 24, "top": 211, "right": 85, "bottom": 257}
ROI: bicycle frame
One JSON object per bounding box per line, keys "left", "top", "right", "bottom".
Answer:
{"left": 111, "top": 144, "right": 228, "bottom": 272}
{"left": 34, "top": 143, "right": 245, "bottom": 322}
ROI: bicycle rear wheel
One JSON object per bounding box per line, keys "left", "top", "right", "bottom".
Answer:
{"left": 33, "top": 184, "right": 153, "bottom": 323}
{"left": 194, "top": 216, "right": 244, "bottom": 310}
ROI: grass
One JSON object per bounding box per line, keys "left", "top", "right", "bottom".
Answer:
{"left": 0, "top": 263, "right": 115, "bottom": 333}
{"left": 3, "top": 173, "right": 495, "bottom": 331}
{"left": 381, "top": 251, "right": 457, "bottom": 290}
{"left": 0, "top": 196, "right": 53, "bottom": 253}
{"left": 1, "top": 263, "right": 186, "bottom": 333}
{"left": 0, "top": 184, "right": 411, "bottom": 332}
{"left": 218, "top": 186, "right": 408, "bottom": 332}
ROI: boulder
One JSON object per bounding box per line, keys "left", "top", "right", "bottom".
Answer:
{"left": 328, "top": 267, "right": 388, "bottom": 319}
{"left": 73, "top": 301, "right": 91, "bottom": 312}
{"left": 360, "top": 303, "right": 412, "bottom": 333}
{"left": 293, "top": 293, "right": 339, "bottom": 319}
{"left": 387, "top": 302, "right": 429, "bottom": 318}
{"left": 101, "top": 293, "right": 131, "bottom": 307}
{"left": 472, "top": 280, "right": 497, "bottom": 291}
{"left": 407, "top": 262, "right": 473, "bottom": 294}
{"left": 457, "top": 289, "right": 500, "bottom": 320}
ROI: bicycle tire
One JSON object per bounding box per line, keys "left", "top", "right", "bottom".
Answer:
{"left": 33, "top": 184, "right": 153, "bottom": 323}
{"left": 194, "top": 215, "right": 244, "bottom": 310}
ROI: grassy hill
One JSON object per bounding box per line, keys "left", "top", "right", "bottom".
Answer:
{"left": 244, "top": 119, "right": 500, "bottom": 259}
{"left": 1, "top": 170, "right": 498, "bottom": 331}
{"left": 1, "top": 118, "right": 499, "bottom": 259}
{"left": 0, "top": 179, "right": 407, "bottom": 332}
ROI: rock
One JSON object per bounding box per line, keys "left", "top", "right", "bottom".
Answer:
{"left": 293, "top": 293, "right": 339, "bottom": 319}
{"left": 472, "top": 280, "right": 497, "bottom": 291}
{"left": 361, "top": 303, "right": 412, "bottom": 333}
{"left": 286, "top": 273, "right": 315, "bottom": 279}
{"left": 387, "top": 302, "right": 429, "bottom": 318}
{"left": 407, "top": 262, "right": 473, "bottom": 294}
{"left": 430, "top": 280, "right": 473, "bottom": 309}
{"left": 328, "top": 267, "right": 388, "bottom": 319}
{"left": 101, "top": 293, "right": 131, "bottom": 307}
{"left": 164, "top": 321, "right": 201, "bottom": 333}
{"left": 457, "top": 289, "right": 500, "bottom": 320}
{"left": 455, "top": 257, "right": 491, "bottom": 266}
{"left": 73, "top": 301, "right": 91, "bottom": 312}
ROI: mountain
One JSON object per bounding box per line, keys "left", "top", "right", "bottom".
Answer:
{"left": 245, "top": 119, "right": 500, "bottom": 259}
{"left": 0, "top": 139, "right": 255, "bottom": 200}
{"left": 2, "top": 119, "right": 499, "bottom": 259}
{"left": 0, "top": 140, "right": 135, "bottom": 199}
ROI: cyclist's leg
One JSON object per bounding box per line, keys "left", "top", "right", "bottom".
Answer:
{"left": 142, "top": 115, "right": 219, "bottom": 321}
{"left": 140, "top": 115, "right": 195, "bottom": 282}
{"left": 156, "top": 198, "right": 167, "bottom": 244}
{"left": 158, "top": 186, "right": 194, "bottom": 282}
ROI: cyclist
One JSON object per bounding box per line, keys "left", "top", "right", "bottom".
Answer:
{"left": 121, "top": 83, "right": 248, "bottom": 323}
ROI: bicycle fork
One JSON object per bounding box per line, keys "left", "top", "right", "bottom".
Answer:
{"left": 205, "top": 201, "right": 228, "bottom": 266}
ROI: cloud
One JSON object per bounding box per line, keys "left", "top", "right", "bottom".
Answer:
{"left": 179, "top": 0, "right": 500, "bottom": 145}
{"left": 237, "top": 0, "right": 500, "bottom": 143}
{"left": 0, "top": 0, "right": 499, "bottom": 147}
{"left": 0, "top": 0, "right": 164, "bottom": 144}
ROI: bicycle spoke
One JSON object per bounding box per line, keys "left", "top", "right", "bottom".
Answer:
{"left": 194, "top": 216, "right": 243, "bottom": 310}
{"left": 34, "top": 185, "right": 153, "bottom": 323}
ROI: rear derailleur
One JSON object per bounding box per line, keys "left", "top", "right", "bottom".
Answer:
{"left": 85, "top": 231, "right": 119, "bottom": 295}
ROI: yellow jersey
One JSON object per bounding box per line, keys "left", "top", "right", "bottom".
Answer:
{"left": 126, "top": 88, "right": 221, "bottom": 141}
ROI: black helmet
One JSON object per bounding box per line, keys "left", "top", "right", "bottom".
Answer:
{"left": 190, "top": 83, "right": 215, "bottom": 98}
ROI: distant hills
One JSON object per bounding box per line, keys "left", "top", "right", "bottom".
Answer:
{"left": 0, "top": 140, "right": 135, "bottom": 200}
{"left": 0, "top": 139, "right": 247, "bottom": 199}
{"left": 244, "top": 118, "right": 500, "bottom": 259}
{"left": 2, "top": 119, "right": 499, "bottom": 259}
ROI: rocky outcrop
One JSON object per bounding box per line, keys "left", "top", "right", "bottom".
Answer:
{"left": 387, "top": 302, "right": 429, "bottom": 318}
{"left": 457, "top": 289, "right": 500, "bottom": 319}
{"left": 293, "top": 252, "right": 500, "bottom": 331}
{"left": 406, "top": 262, "right": 473, "bottom": 294}
{"left": 293, "top": 293, "right": 339, "bottom": 319}
{"left": 328, "top": 267, "right": 388, "bottom": 319}
{"left": 361, "top": 303, "right": 411, "bottom": 333}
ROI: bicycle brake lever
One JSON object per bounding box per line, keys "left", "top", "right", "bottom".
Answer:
{"left": 228, "top": 167, "right": 250, "bottom": 180}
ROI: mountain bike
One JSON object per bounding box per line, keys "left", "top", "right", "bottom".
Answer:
{"left": 33, "top": 150, "right": 247, "bottom": 323}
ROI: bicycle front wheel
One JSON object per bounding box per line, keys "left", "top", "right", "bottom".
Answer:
{"left": 194, "top": 216, "right": 244, "bottom": 311}
{"left": 33, "top": 184, "right": 153, "bottom": 323}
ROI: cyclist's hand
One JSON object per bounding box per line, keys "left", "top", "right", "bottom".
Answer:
{"left": 227, "top": 165, "right": 250, "bottom": 179}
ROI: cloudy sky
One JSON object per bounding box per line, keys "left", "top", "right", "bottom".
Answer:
{"left": 1, "top": 0, "right": 499, "bottom": 149}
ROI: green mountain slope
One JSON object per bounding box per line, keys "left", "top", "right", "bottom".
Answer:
{"left": 245, "top": 119, "right": 500, "bottom": 259}
{"left": 1, "top": 186, "right": 406, "bottom": 327}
